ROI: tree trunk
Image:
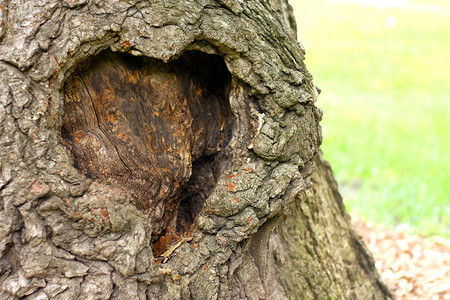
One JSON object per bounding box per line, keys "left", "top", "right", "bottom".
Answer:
{"left": 0, "top": 0, "right": 392, "bottom": 299}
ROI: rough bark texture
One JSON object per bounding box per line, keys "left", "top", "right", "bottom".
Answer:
{"left": 0, "top": 0, "right": 392, "bottom": 299}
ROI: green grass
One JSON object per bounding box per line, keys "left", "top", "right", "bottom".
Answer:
{"left": 290, "top": 0, "right": 450, "bottom": 238}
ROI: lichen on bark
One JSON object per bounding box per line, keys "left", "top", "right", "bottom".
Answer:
{"left": 0, "top": 0, "right": 391, "bottom": 299}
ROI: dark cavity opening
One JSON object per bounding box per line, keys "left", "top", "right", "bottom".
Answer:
{"left": 61, "top": 50, "right": 232, "bottom": 243}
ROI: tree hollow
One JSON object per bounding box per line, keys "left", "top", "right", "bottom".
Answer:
{"left": 61, "top": 50, "right": 232, "bottom": 238}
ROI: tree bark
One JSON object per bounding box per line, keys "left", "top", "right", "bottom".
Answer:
{"left": 0, "top": 0, "right": 392, "bottom": 299}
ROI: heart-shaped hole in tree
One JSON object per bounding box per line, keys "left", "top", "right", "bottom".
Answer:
{"left": 62, "top": 50, "right": 232, "bottom": 241}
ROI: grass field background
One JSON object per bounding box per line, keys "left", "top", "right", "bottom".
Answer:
{"left": 290, "top": 0, "right": 449, "bottom": 238}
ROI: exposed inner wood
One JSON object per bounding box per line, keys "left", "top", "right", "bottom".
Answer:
{"left": 61, "top": 50, "right": 232, "bottom": 238}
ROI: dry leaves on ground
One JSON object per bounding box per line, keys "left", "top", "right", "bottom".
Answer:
{"left": 353, "top": 217, "right": 450, "bottom": 299}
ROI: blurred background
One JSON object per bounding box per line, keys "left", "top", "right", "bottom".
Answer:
{"left": 290, "top": 0, "right": 449, "bottom": 239}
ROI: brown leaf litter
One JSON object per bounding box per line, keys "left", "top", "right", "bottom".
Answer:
{"left": 353, "top": 217, "right": 449, "bottom": 299}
